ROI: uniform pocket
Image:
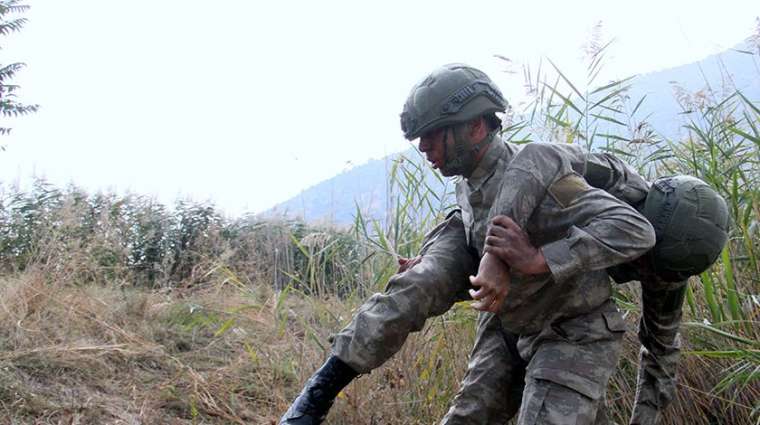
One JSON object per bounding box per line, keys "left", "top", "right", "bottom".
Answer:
{"left": 518, "top": 378, "right": 598, "bottom": 425}
{"left": 550, "top": 319, "right": 588, "bottom": 343}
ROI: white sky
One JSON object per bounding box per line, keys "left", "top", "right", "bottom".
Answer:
{"left": 1, "top": 0, "right": 757, "bottom": 215}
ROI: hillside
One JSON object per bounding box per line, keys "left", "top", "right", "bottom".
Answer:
{"left": 628, "top": 43, "right": 760, "bottom": 138}
{"left": 264, "top": 148, "right": 453, "bottom": 226}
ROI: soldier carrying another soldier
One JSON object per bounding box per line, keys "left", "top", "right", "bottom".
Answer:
{"left": 280, "top": 64, "right": 729, "bottom": 425}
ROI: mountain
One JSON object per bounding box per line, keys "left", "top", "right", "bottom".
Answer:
{"left": 628, "top": 43, "right": 760, "bottom": 138}
{"left": 263, "top": 43, "right": 760, "bottom": 225}
{"left": 264, "top": 150, "right": 450, "bottom": 225}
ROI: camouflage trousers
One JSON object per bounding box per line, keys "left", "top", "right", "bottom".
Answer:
{"left": 630, "top": 277, "right": 687, "bottom": 425}
{"left": 439, "top": 301, "right": 626, "bottom": 425}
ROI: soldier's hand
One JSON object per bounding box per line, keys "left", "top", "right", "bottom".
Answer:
{"left": 469, "top": 252, "right": 510, "bottom": 312}
{"left": 485, "top": 215, "right": 550, "bottom": 276}
{"left": 397, "top": 256, "right": 422, "bottom": 273}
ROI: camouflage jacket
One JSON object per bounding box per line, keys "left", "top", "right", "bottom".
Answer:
{"left": 456, "top": 135, "right": 655, "bottom": 335}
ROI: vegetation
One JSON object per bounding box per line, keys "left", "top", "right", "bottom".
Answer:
{"left": 0, "top": 0, "right": 37, "bottom": 139}
{"left": 0, "top": 33, "right": 758, "bottom": 425}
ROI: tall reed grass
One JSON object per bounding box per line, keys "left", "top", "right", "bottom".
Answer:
{"left": 0, "top": 37, "right": 758, "bottom": 424}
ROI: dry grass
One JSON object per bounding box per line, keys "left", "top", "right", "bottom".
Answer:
{"left": 0, "top": 269, "right": 276, "bottom": 424}
{"left": 0, "top": 266, "right": 466, "bottom": 424}
{"left": 0, "top": 268, "right": 756, "bottom": 425}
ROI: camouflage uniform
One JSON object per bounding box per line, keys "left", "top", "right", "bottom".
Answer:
{"left": 630, "top": 275, "right": 687, "bottom": 425}
{"left": 284, "top": 63, "right": 718, "bottom": 425}
{"left": 451, "top": 140, "right": 687, "bottom": 425}
{"left": 556, "top": 148, "right": 687, "bottom": 425}
{"left": 333, "top": 136, "right": 660, "bottom": 424}
{"left": 441, "top": 137, "right": 655, "bottom": 425}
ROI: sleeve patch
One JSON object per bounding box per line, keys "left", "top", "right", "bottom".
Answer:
{"left": 548, "top": 174, "right": 591, "bottom": 207}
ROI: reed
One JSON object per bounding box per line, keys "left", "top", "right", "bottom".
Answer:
{"left": 0, "top": 42, "right": 758, "bottom": 424}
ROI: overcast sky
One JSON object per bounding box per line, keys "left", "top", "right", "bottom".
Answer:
{"left": 1, "top": 1, "right": 757, "bottom": 215}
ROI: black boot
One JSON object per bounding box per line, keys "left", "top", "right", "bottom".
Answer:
{"left": 280, "top": 356, "right": 359, "bottom": 424}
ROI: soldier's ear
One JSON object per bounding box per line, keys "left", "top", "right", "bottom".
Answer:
{"left": 468, "top": 117, "right": 487, "bottom": 141}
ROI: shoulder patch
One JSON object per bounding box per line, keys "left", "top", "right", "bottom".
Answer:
{"left": 548, "top": 173, "right": 591, "bottom": 207}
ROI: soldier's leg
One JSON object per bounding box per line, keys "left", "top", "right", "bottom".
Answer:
{"left": 630, "top": 276, "right": 687, "bottom": 425}
{"left": 440, "top": 312, "right": 526, "bottom": 425}
{"left": 517, "top": 300, "right": 626, "bottom": 425}
{"left": 517, "top": 379, "right": 603, "bottom": 425}
{"left": 281, "top": 212, "right": 477, "bottom": 424}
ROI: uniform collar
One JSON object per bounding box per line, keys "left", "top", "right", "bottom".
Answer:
{"left": 466, "top": 132, "right": 506, "bottom": 189}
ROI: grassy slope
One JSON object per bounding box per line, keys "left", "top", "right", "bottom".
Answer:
{"left": 0, "top": 269, "right": 756, "bottom": 425}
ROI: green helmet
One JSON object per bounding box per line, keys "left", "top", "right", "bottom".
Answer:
{"left": 400, "top": 64, "right": 507, "bottom": 177}
{"left": 400, "top": 63, "right": 507, "bottom": 140}
{"left": 643, "top": 175, "right": 730, "bottom": 282}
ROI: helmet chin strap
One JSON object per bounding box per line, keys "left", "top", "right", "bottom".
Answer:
{"left": 440, "top": 125, "right": 495, "bottom": 178}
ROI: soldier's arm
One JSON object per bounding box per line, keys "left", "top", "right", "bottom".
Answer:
{"left": 469, "top": 143, "right": 594, "bottom": 311}
{"left": 471, "top": 143, "right": 653, "bottom": 309}
{"left": 485, "top": 143, "right": 576, "bottom": 229}
{"left": 466, "top": 144, "right": 561, "bottom": 312}
{"left": 487, "top": 144, "right": 653, "bottom": 283}
{"left": 486, "top": 142, "right": 650, "bottom": 225}
{"left": 488, "top": 174, "right": 655, "bottom": 284}
{"left": 468, "top": 252, "right": 512, "bottom": 311}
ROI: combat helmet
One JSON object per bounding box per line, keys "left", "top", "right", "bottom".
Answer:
{"left": 400, "top": 64, "right": 507, "bottom": 176}
{"left": 643, "top": 175, "right": 730, "bottom": 282}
